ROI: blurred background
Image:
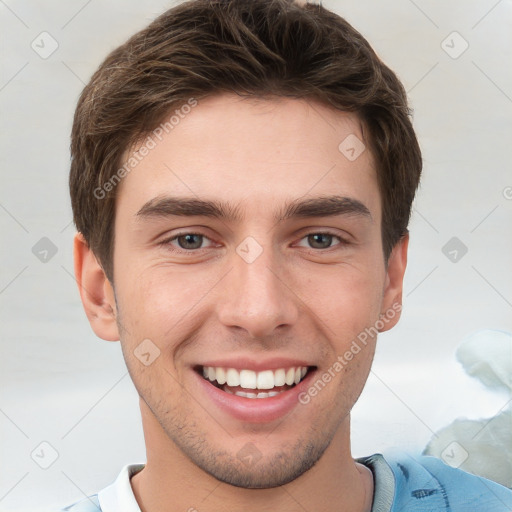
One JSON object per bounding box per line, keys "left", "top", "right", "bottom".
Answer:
{"left": 1, "top": 0, "right": 511, "bottom": 509}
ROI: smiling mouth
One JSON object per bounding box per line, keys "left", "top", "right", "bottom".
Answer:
{"left": 197, "top": 365, "right": 314, "bottom": 399}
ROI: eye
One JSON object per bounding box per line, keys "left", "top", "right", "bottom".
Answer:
{"left": 296, "top": 232, "right": 344, "bottom": 250}
{"left": 163, "top": 233, "right": 216, "bottom": 251}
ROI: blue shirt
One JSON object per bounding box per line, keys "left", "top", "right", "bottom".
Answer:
{"left": 61, "top": 452, "right": 512, "bottom": 511}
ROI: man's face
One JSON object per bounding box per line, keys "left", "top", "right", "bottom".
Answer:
{"left": 107, "top": 93, "right": 403, "bottom": 487}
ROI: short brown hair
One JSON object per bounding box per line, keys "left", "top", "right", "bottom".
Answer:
{"left": 70, "top": 0, "right": 422, "bottom": 282}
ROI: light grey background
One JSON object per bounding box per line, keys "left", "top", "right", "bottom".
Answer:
{"left": 1, "top": 0, "right": 511, "bottom": 510}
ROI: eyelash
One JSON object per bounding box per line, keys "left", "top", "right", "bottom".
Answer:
{"left": 159, "top": 231, "right": 347, "bottom": 252}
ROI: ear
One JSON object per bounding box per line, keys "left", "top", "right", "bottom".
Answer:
{"left": 379, "top": 234, "right": 408, "bottom": 332}
{"left": 73, "top": 232, "right": 119, "bottom": 341}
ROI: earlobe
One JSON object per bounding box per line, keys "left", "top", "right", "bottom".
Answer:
{"left": 379, "top": 234, "right": 409, "bottom": 332}
{"left": 73, "top": 232, "right": 120, "bottom": 341}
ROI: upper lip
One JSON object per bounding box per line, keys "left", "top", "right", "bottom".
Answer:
{"left": 196, "top": 357, "right": 315, "bottom": 372}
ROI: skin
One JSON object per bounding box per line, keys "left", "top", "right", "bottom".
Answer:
{"left": 74, "top": 93, "right": 408, "bottom": 512}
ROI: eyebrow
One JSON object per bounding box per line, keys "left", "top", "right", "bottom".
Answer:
{"left": 136, "top": 195, "right": 372, "bottom": 223}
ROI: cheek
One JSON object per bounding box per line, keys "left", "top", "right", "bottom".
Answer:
{"left": 297, "top": 261, "right": 385, "bottom": 341}
{"left": 115, "top": 263, "right": 223, "bottom": 348}
{"left": 114, "top": 266, "right": 205, "bottom": 404}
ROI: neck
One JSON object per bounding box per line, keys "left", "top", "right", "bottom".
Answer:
{"left": 131, "top": 399, "right": 373, "bottom": 512}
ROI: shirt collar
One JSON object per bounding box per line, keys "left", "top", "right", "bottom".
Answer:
{"left": 98, "top": 463, "right": 145, "bottom": 512}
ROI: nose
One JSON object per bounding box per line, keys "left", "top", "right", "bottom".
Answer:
{"left": 216, "top": 244, "right": 300, "bottom": 339}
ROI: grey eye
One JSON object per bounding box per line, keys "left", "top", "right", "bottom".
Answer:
{"left": 177, "top": 234, "right": 204, "bottom": 249}
{"left": 307, "top": 233, "right": 334, "bottom": 249}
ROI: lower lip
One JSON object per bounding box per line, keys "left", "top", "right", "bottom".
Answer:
{"left": 194, "top": 369, "right": 316, "bottom": 423}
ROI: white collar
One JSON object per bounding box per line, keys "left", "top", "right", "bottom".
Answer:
{"left": 98, "top": 464, "right": 145, "bottom": 512}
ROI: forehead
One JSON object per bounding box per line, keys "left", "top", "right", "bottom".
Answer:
{"left": 116, "top": 93, "right": 380, "bottom": 221}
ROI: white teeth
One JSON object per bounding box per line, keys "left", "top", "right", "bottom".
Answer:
{"left": 239, "top": 369, "right": 257, "bottom": 389}
{"left": 234, "top": 390, "right": 284, "bottom": 399}
{"left": 202, "top": 365, "right": 310, "bottom": 391}
{"left": 226, "top": 368, "right": 240, "bottom": 387}
{"left": 257, "top": 370, "right": 275, "bottom": 390}
{"left": 274, "top": 368, "right": 286, "bottom": 386}
{"left": 216, "top": 367, "right": 226, "bottom": 385}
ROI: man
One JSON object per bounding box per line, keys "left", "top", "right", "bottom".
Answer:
{"left": 65, "top": 0, "right": 512, "bottom": 510}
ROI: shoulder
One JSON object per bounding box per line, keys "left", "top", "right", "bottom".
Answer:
{"left": 58, "top": 494, "right": 101, "bottom": 511}
{"left": 372, "top": 451, "right": 512, "bottom": 511}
